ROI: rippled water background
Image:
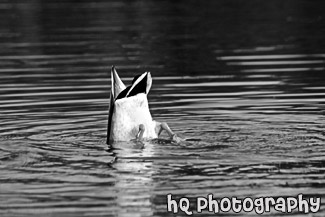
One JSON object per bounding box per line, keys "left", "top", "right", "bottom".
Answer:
{"left": 1, "top": 0, "right": 325, "bottom": 216}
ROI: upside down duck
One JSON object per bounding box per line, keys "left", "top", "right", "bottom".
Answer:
{"left": 107, "top": 66, "right": 182, "bottom": 143}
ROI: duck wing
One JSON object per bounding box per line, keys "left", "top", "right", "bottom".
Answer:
{"left": 107, "top": 66, "right": 126, "bottom": 143}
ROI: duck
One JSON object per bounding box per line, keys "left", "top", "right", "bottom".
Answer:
{"left": 107, "top": 66, "right": 182, "bottom": 143}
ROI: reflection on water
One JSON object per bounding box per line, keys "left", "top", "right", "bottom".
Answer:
{"left": 1, "top": 0, "right": 325, "bottom": 216}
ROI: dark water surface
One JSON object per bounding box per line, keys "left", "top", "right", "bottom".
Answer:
{"left": 1, "top": 1, "right": 325, "bottom": 216}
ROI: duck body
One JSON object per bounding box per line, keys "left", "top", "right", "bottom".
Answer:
{"left": 110, "top": 93, "right": 157, "bottom": 141}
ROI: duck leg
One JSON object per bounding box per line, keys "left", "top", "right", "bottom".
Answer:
{"left": 157, "top": 122, "right": 173, "bottom": 137}
{"left": 136, "top": 124, "right": 145, "bottom": 141}
{"left": 156, "top": 122, "right": 182, "bottom": 143}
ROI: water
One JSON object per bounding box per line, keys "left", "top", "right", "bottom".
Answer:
{"left": 1, "top": 0, "right": 325, "bottom": 216}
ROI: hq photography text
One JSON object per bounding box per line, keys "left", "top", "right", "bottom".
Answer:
{"left": 166, "top": 194, "right": 321, "bottom": 215}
